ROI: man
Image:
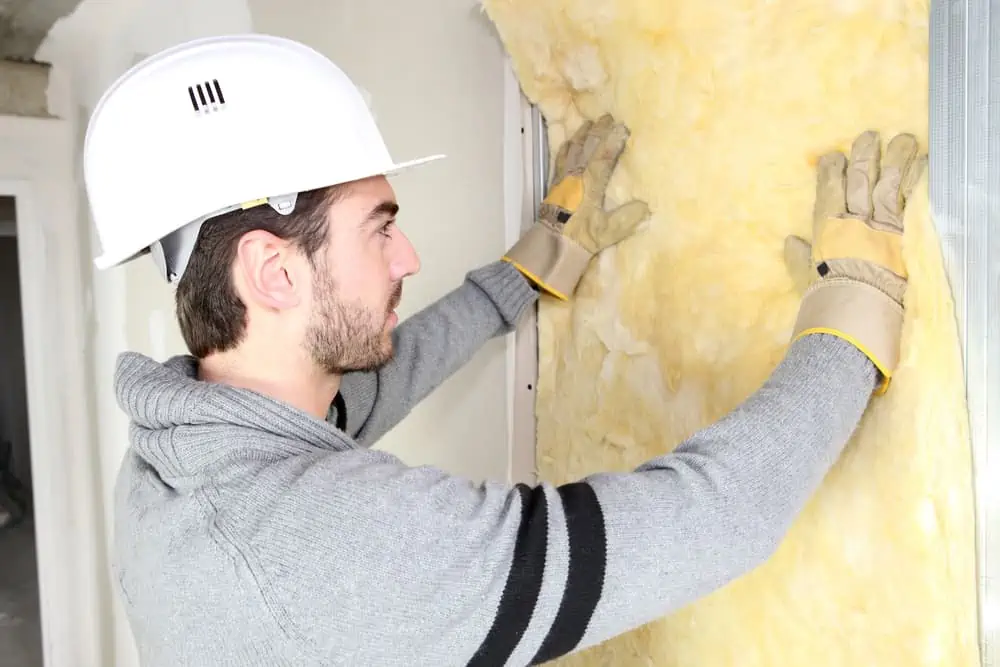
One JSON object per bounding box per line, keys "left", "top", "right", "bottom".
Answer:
{"left": 85, "top": 34, "right": 923, "bottom": 666}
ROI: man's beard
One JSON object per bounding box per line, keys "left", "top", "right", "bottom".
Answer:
{"left": 305, "top": 272, "right": 401, "bottom": 375}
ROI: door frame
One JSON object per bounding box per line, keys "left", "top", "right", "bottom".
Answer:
{"left": 0, "top": 114, "right": 107, "bottom": 667}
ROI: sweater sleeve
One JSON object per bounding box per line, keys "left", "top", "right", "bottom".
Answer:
{"left": 333, "top": 260, "right": 538, "bottom": 444}
{"left": 239, "top": 333, "right": 878, "bottom": 666}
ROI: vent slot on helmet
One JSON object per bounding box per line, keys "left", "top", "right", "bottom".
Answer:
{"left": 188, "top": 80, "right": 226, "bottom": 113}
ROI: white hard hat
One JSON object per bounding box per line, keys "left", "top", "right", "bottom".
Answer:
{"left": 83, "top": 33, "right": 445, "bottom": 283}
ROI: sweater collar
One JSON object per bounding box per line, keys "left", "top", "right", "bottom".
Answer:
{"left": 113, "top": 351, "right": 356, "bottom": 464}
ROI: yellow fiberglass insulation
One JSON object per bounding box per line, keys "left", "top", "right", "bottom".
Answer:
{"left": 482, "top": 0, "right": 981, "bottom": 665}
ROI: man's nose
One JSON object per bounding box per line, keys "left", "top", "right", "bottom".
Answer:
{"left": 391, "top": 229, "right": 421, "bottom": 279}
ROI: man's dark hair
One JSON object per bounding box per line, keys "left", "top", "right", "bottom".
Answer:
{"left": 175, "top": 184, "right": 345, "bottom": 358}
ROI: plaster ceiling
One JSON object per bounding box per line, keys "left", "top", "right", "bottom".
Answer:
{"left": 0, "top": 0, "right": 83, "bottom": 61}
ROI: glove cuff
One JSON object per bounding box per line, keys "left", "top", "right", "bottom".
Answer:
{"left": 791, "top": 277, "right": 904, "bottom": 395}
{"left": 502, "top": 222, "right": 593, "bottom": 300}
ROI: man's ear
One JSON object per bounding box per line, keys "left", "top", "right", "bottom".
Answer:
{"left": 234, "top": 230, "right": 303, "bottom": 311}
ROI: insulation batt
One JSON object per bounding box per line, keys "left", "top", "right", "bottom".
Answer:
{"left": 482, "top": 0, "right": 981, "bottom": 665}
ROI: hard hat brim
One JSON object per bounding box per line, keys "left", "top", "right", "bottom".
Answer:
{"left": 382, "top": 153, "right": 446, "bottom": 176}
{"left": 93, "top": 152, "right": 447, "bottom": 271}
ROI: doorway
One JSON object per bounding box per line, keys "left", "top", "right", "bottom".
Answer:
{"left": 0, "top": 194, "right": 41, "bottom": 666}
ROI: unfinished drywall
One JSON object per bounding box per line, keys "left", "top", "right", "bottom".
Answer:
{"left": 484, "top": 0, "right": 981, "bottom": 665}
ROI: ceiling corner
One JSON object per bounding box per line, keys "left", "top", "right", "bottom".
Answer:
{"left": 0, "top": 0, "right": 86, "bottom": 61}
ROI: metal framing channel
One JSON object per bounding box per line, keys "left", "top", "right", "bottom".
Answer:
{"left": 508, "top": 101, "right": 549, "bottom": 486}
{"left": 930, "top": 0, "right": 999, "bottom": 664}
{"left": 531, "top": 106, "right": 550, "bottom": 216}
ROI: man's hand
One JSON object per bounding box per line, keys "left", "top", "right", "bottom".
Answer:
{"left": 503, "top": 113, "right": 651, "bottom": 300}
{"left": 784, "top": 130, "right": 925, "bottom": 394}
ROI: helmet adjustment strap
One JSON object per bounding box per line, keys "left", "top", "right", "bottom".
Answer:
{"left": 150, "top": 193, "right": 299, "bottom": 285}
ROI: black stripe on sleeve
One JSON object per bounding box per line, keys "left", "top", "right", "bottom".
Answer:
{"left": 466, "top": 484, "right": 549, "bottom": 667}
{"left": 530, "top": 481, "right": 607, "bottom": 664}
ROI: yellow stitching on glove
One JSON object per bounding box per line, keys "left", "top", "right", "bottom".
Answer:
{"left": 543, "top": 176, "right": 585, "bottom": 213}
{"left": 500, "top": 256, "right": 570, "bottom": 301}
{"left": 813, "top": 217, "right": 907, "bottom": 278}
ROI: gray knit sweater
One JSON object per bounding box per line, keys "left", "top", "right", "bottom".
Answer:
{"left": 111, "top": 260, "right": 877, "bottom": 666}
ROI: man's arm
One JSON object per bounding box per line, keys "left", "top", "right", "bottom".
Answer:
{"left": 332, "top": 115, "right": 650, "bottom": 444}
{"left": 333, "top": 115, "right": 650, "bottom": 444}
{"left": 335, "top": 260, "right": 538, "bottom": 444}
{"left": 243, "top": 333, "right": 877, "bottom": 665}
{"left": 264, "top": 127, "right": 915, "bottom": 664}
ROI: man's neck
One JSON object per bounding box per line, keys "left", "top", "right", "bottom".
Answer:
{"left": 196, "top": 349, "right": 341, "bottom": 420}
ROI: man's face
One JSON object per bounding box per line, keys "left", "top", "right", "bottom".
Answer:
{"left": 303, "top": 176, "right": 420, "bottom": 374}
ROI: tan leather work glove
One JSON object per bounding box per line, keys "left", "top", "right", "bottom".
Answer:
{"left": 784, "top": 130, "right": 925, "bottom": 395}
{"left": 503, "top": 113, "right": 651, "bottom": 300}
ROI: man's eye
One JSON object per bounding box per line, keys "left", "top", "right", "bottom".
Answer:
{"left": 379, "top": 221, "right": 394, "bottom": 237}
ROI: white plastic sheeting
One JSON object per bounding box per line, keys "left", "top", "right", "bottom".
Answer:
{"left": 929, "top": 0, "right": 999, "bottom": 664}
